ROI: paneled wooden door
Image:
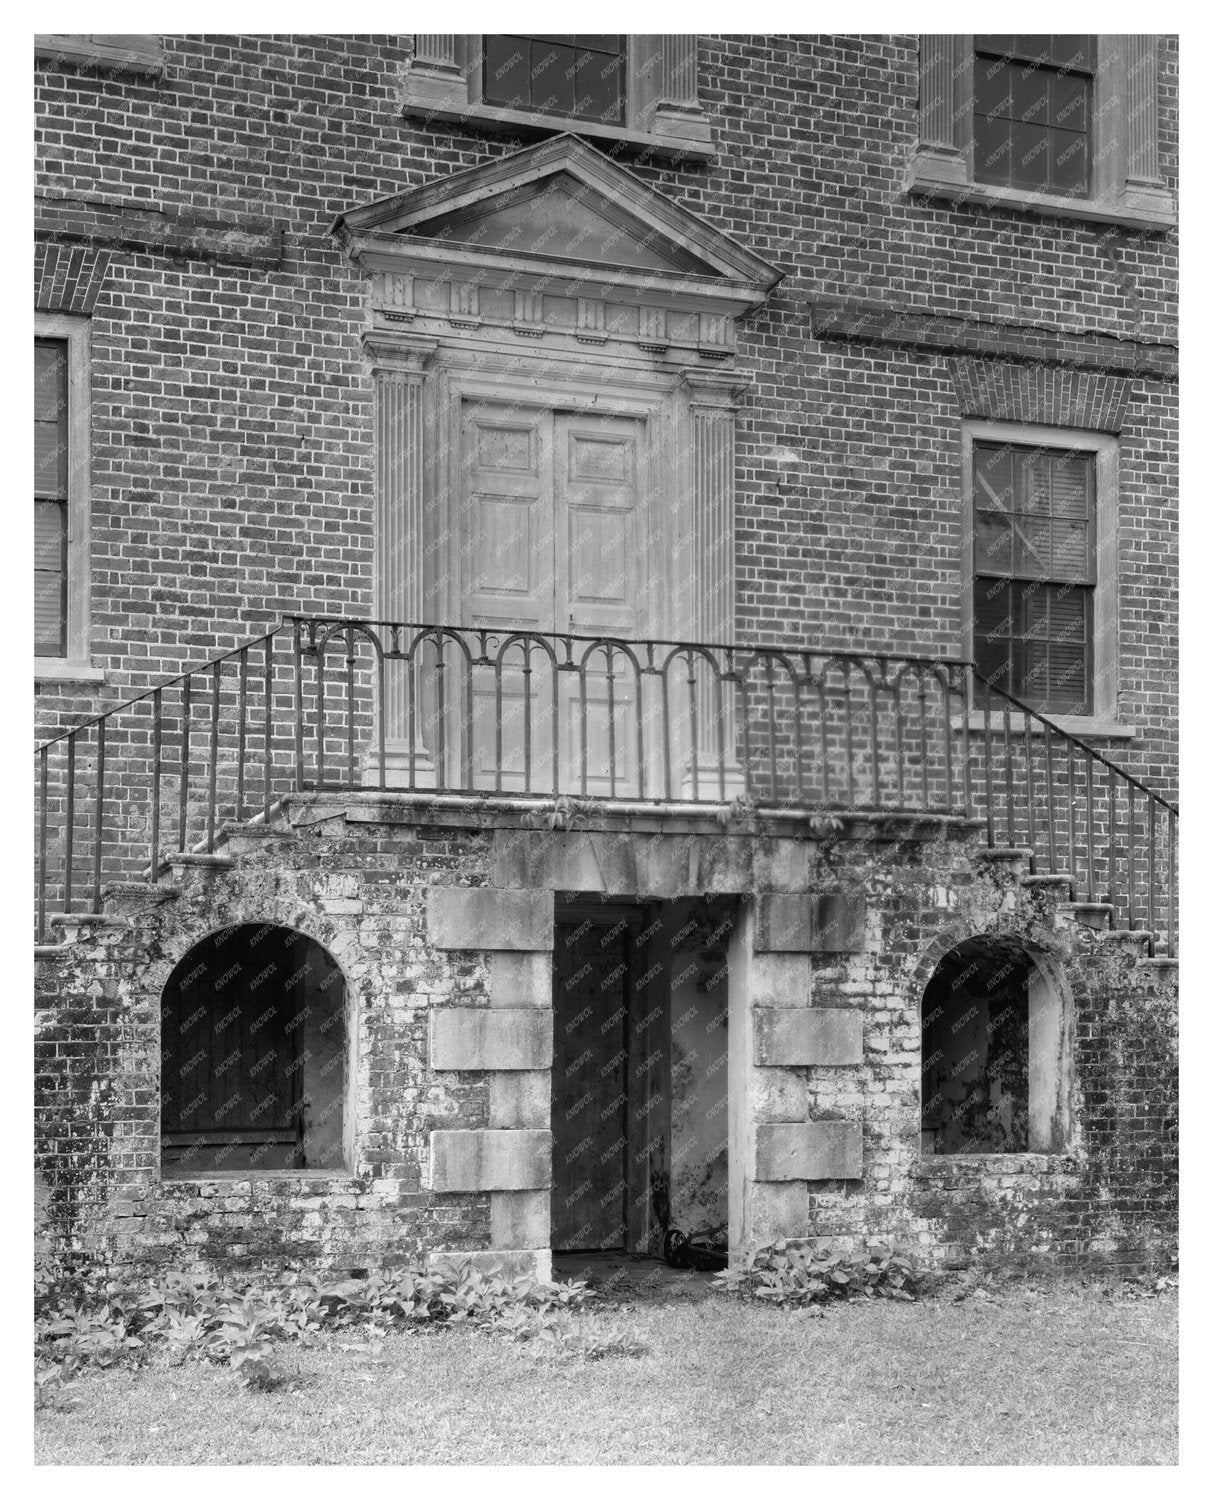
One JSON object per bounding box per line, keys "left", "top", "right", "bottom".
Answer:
{"left": 460, "top": 402, "right": 647, "bottom": 795}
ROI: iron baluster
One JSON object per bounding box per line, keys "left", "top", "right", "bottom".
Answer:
{"left": 64, "top": 735, "right": 76, "bottom": 914}
{"left": 151, "top": 687, "right": 163, "bottom": 884}
{"left": 843, "top": 669, "right": 855, "bottom": 809}
{"left": 236, "top": 648, "right": 248, "bottom": 822}
{"left": 917, "top": 671, "right": 929, "bottom": 812}
{"left": 1085, "top": 752, "right": 1095, "bottom": 903}
{"left": 1023, "top": 715, "right": 1037, "bottom": 873}
{"left": 1147, "top": 799, "right": 1157, "bottom": 957}
{"left": 207, "top": 659, "right": 221, "bottom": 853}
{"left": 1002, "top": 695, "right": 1015, "bottom": 846}
{"left": 1066, "top": 740, "right": 1077, "bottom": 900}
{"left": 1043, "top": 721, "right": 1056, "bottom": 873}
{"left": 178, "top": 676, "right": 191, "bottom": 854}
{"left": 868, "top": 665, "right": 882, "bottom": 810}
{"left": 37, "top": 745, "right": 48, "bottom": 943}
{"left": 266, "top": 630, "right": 277, "bottom": 817}
{"left": 345, "top": 629, "right": 357, "bottom": 788}
{"left": 982, "top": 692, "right": 994, "bottom": 847}
{"left": 92, "top": 719, "right": 106, "bottom": 913}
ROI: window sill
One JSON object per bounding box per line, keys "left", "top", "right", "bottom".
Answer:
{"left": 952, "top": 711, "right": 1135, "bottom": 742}
{"left": 35, "top": 658, "right": 106, "bottom": 687}
{"left": 399, "top": 93, "right": 715, "bottom": 164}
{"left": 34, "top": 34, "right": 164, "bottom": 79}
{"left": 907, "top": 157, "right": 1176, "bottom": 234}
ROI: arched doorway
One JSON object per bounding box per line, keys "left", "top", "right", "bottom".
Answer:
{"left": 921, "top": 936, "right": 1071, "bottom": 1156}
{"left": 160, "top": 923, "right": 348, "bottom": 1177}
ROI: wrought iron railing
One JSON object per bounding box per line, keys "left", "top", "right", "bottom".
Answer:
{"left": 33, "top": 616, "right": 1177, "bottom": 956}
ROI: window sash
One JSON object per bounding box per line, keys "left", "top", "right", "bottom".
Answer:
{"left": 483, "top": 34, "right": 627, "bottom": 123}
{"left": 972, "top": 441, "right": 1097, "bottom": 713}
{"left": 972, "top": 45, "right": 1093, "bottom": 195}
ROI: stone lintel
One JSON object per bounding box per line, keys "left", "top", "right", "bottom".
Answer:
{"left": 427, "top": 887, "right": 554, "bottom": 951}
{"left": 753, "top": 893, "right": 866, "bottom": 953}
{"left": 430, "top": 1129, "right": 552, "bottom": 1191}
{"left": 755, "top": 1121, "right": 862, "bottom": 1181}
{"left": 430, "top": 1009, "right": 553, "bottom": 1071}
{"left": 754, "top": 1007, "right": 863, "bottom": 1066}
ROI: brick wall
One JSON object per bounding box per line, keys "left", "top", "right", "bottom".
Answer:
{"left": 34, "top": 801, "right": 1177, "bottom": 1275}
{"left": 34, "top": 34, "right": 1178, "bottom": 804}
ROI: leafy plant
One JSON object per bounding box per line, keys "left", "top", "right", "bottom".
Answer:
{"left": 33, "top": 1252, "right": 611, "bottom": 1401}
{"left": 712, "top": 1239, "right": 920, "bottom": 1307}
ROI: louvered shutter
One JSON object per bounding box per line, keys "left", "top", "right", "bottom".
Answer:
{"left": 34, "top": 340, "right": 68, "bottom": 656}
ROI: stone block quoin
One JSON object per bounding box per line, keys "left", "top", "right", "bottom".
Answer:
{"left": 753, "top": 893, "right": 866, "bottom": 953}
{"left": 755, "top": 1121, "right": 863, "bottom": 1181}
{"left": 429, "top": 1008, "right": 554, "bottom": 1070}
{"left": 429, "top": 1128, "right": 553, "bottom": 1191}
{"left": 754, "top": 1006, "right": 863, "bottom": 1065}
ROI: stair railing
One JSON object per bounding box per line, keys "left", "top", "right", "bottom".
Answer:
{"left": 34, "top": 624, "right": 298, "bottom": 944}
{"left": 964, "top": 667, "right": 1178, "bottom": 958}
{"left": 34, "top": 617, "right": 1177, "bottom": 960}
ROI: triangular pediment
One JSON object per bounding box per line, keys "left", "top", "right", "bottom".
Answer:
{"left": 333, "top": 134, "right": 782, "bottom": 310}
{"left": 401, "top": 171, "right": 717, "bottom": 277}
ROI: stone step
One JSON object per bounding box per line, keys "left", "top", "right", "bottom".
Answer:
{"left": 1057, "top": 901, "right": 1115, "bottom": 931}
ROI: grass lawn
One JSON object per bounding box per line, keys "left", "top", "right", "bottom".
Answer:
{"left": 36, "top": 1285, "right": 1177, "bottom": 1466}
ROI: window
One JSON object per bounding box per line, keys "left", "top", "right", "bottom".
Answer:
{"left": 484, "top": 35, "right": 626, "bottom": 125}
{"left": 962, "top": 422, "right": 1122, "bottom": 733}
{"left": 972, "top": 441, "right": 1094, "bottom": 713}
{"left": 921, "top": 938, "right": 1072, "bottom": 1156}
{"left": 911, "top": 35, "right": 1175, "bottom": 231}
{"left": 34, "top": 340, "right": 68, "bottom": 657}
{"left": 160, "top": 924, "right": 350, "bottom": 1178}
{"left": 33, "top": 314, "right": 96, "bottom": 680}
{"left": 973, "top": 35, "right": 1093, "bottom": 196}
{"left": 400, "top": 35, "right": 713, "bottom": 161}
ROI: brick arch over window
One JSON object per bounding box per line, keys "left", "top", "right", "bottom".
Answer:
{"left": 159, "top": 923, "right": 350, "bottom": 1177}
{"left": 919, "top": 933, "right": 1074, "bottom": 1157}
{"left": 948, "top": 358, "right": 1136, "bottom": 435}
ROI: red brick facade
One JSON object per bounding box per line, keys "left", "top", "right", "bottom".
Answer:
{"left": 34, "top": 35, "right": 1179, "bottom": 1276}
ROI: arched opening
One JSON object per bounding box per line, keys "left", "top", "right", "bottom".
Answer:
{"left": 920, "top": 936, "right": 1071, "bottom": 1156}
{"left": 160, "top": 923, "right": 349, "bottom": 1177}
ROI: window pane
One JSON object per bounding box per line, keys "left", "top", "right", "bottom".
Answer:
{"left": 485, "top": 35, "right": 531, "bottom": 108}
{"left": 1010, "top": 120, "right": 1051, "bottom": 191}
{"left": 1051, "top": 70, "right": 1088, "bottom": 131}
{"left": 1011, "top": 63, "right": 1050, "bottom": 125}
{"left": 35, "top": 499, "right": 66, "bottom": 656}
{"left": 974, "top": 445, "right": 1014, "bottom": 508}
{"left": 974, "top": 116, "right": 1013, "bottom": 185}
{"left": 975, "top": 512, "right": 1014, "bottom": 574}
{"left": 974, "top": 55, "right": 1012, "bottom": 119}
{"left": 35, "top": 339, "right": 68, "bottom": 500}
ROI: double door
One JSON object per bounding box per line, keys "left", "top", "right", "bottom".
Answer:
{"left": 460, "top": 402, "right": 647, "bottom": 795}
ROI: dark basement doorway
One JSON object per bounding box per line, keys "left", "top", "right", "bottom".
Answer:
{"left": 550, "top": 894, "right": 733, "bottom": 1289}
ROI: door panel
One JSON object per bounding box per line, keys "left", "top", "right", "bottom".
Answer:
{"left": 458, "top": 403, "right": 646, "bottom": 796}
{"left": 556, "top": 413, "right": 644, "bottom": 796}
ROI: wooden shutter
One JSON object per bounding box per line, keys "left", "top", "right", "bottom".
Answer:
{"left": 34, "top": 339, "right": 68, "bottom": 656}
{"left": 161, "top": 927, "right": 303, "bottom": 1167}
